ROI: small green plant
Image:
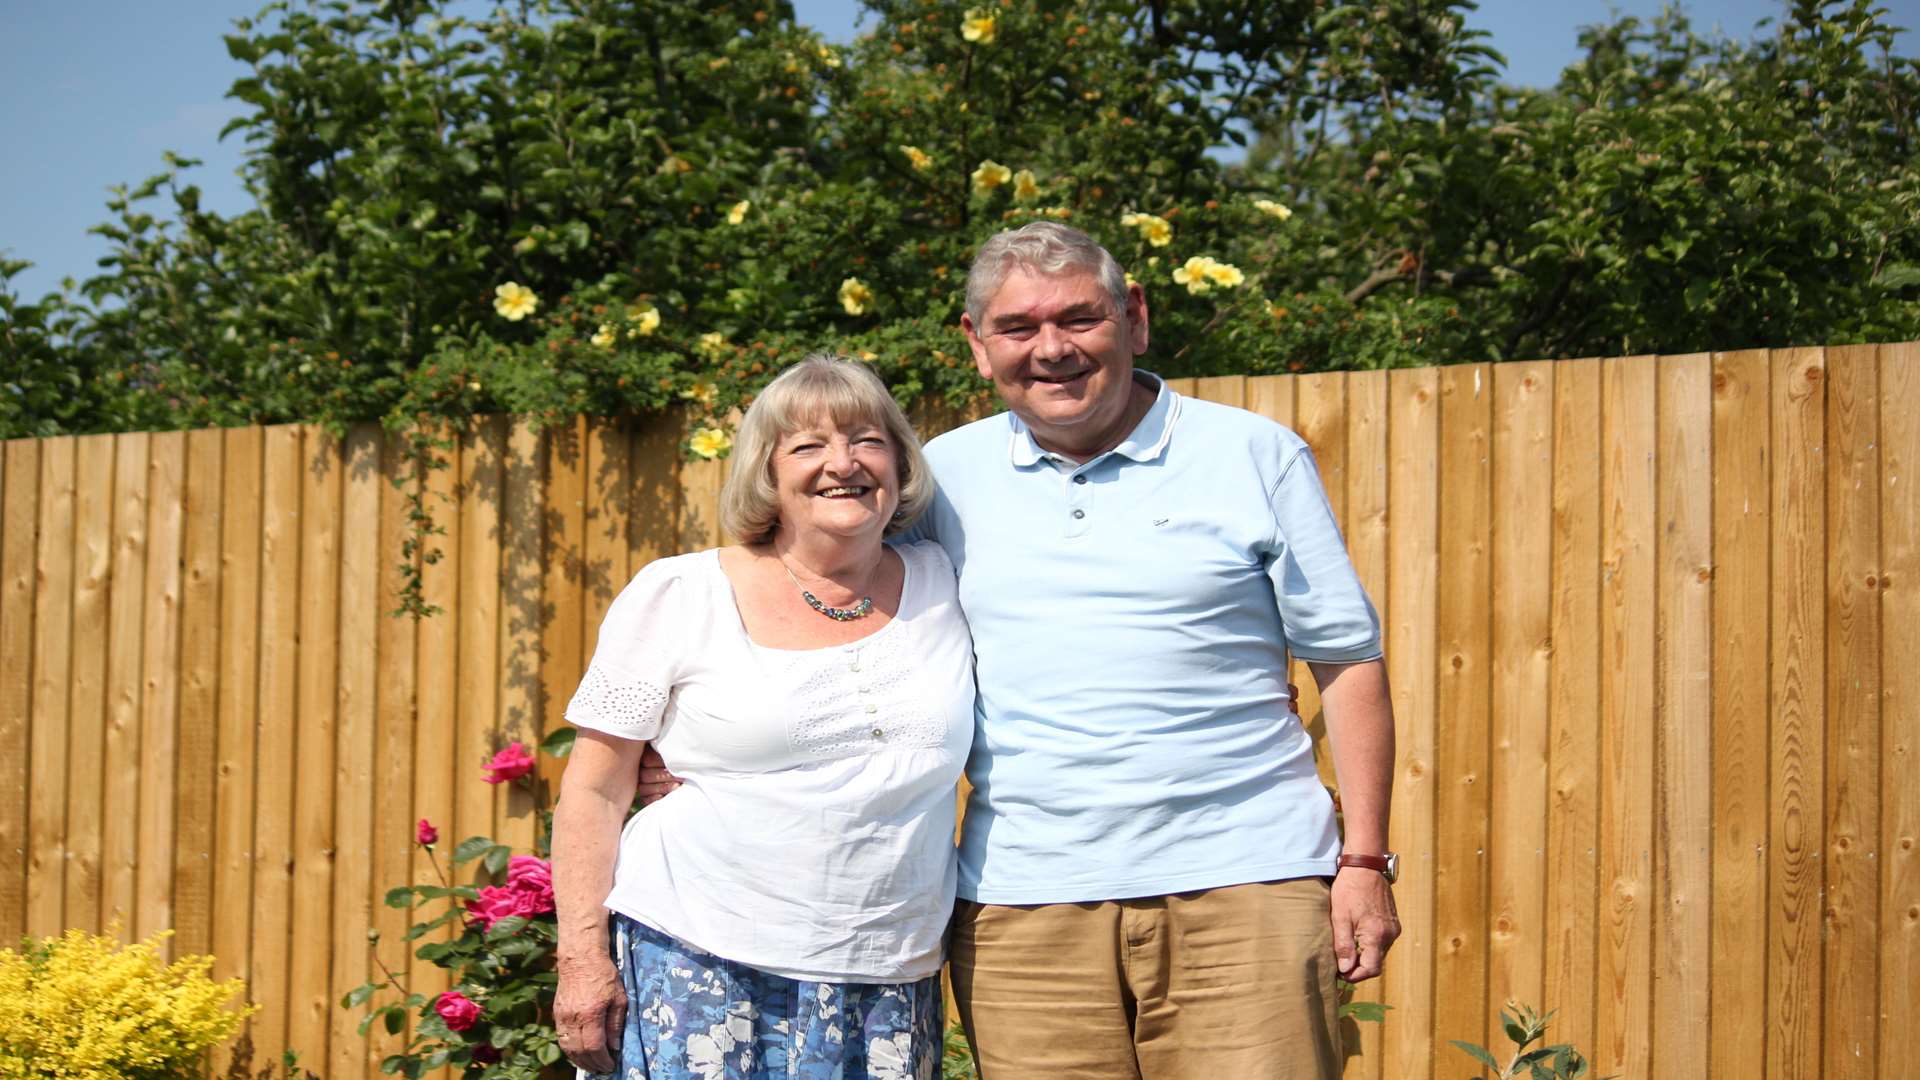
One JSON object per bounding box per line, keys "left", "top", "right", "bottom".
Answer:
{"left": 0, "top": 927, "right": 255, "bottom": 1077}
{"left": 1451, "top": 1003, "right": 1613, "bottom": 1080}
{"left": 941, "top": 1022, "right": 978, "bottom": 1079}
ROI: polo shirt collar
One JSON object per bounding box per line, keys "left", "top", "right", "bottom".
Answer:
{"left": 1007, "top": 371, "right": 1177, "bottom": 468}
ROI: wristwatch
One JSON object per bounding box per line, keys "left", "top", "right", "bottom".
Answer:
{"left": 1336, "top": 852, "right": 1399, "bottom": 884}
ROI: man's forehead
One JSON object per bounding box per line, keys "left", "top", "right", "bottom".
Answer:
{"left": 983, "top": 267, "right": 1116, "bottom": 319}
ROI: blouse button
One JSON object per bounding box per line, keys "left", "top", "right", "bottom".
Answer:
{"left": 850, "top": 660, "right": 862, "bottom": 672}
{"left": 865, "top": 703, "right": 878, "bottom": 714}
{"left": 871, "top": 727, "right": 885, "bottom": 740}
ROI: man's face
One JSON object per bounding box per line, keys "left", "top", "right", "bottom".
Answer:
{"left": 961, "top": 267, "right": 1150, "bottom": 458}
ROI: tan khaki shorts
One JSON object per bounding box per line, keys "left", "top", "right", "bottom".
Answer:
{"left": 948, "top": 877, "right": 1341, "bottom": 1080}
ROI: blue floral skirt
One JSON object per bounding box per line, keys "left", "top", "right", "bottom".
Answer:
{"left": 584, "top": 914, "right": 943, "bottom": 1080}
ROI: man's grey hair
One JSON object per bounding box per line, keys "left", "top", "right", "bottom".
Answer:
{"left": 965, "top": 222, "right": 1129, "bottom": 325}
{"left": 719, "top": 353, "right": 934, "bottom": 545}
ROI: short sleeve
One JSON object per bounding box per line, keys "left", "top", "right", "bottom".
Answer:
{"left": 1265, "top": 444, "right": 1384, "bottom": 663}
{"left": 563, "top": 561, "right": 688, "bottom": 741}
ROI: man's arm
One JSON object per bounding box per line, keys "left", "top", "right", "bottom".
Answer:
{"left": 1309, "top": 657, "right": 1399, "bottom": 982}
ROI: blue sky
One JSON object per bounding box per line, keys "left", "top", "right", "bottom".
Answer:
{"left": 2, "top": 0, "right": 1912, "bottom": 302}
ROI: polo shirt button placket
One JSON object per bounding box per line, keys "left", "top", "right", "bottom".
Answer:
{"left": 1065, "top": 468, "right": 1093, "bottom": 537}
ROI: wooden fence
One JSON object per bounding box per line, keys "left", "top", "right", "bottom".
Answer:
{"left": 2, "top": 343, "right": 1915, "bottom": 1079}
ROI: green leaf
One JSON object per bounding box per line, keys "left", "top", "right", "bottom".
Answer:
{"left": 1876, "top": 264, "right": 1920, "bottom": 289}
{"left": 452, "top": 835, "right": 494, "bottom": 864}
{"left": 343, "top": 983, "right": 376, "bottom": 1008}
{"left": 386, "top": 886, "right": 419, "bottom": 908}
{"left": 385, "top": 1008, "right": 406, "bottom": 1035}
{"left": 538, "top": 1040, "right": 563, "bottom": 1065}
{"left": 484, "top": 844, "right": 512, "bottom": 875}
{"left": 1452, "top": 1040, "right": 1503, "bottom": 1072}
{"left": 538, "top": 725, "right": 576, "bottom": 757}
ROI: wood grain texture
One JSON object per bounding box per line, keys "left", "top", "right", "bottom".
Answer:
{"left": 249, "top": 424, "right": 304, "bottom": 1054}
{"left": 1434, "top": 363, "right": 1491, "bottom": 1061}
{"left": 136, "top": 432, "right": 185, "bottom": 948}
{"left": 1652, "top": 354, "right": 1711, "bottom": 1080}
{"left": 1709, "top": 350, "right": 1770, "bottom": 1080}
{"left": 173, "top": 428, "right": 224, "bottom": 957}
{"left": 582, "top": 418, "right": 630, "bottom": 664}
{"left": 457, "top": 417, "right": 504, "bottom": 873}
{"left": 1380, "top": 367, "right": 1437, "bottom": 1080}
{"left": 1194, "top": 374, "right": 1247, "bottom": 409}
{"left": 410, "top": 428, "right": 460, "bottom": 1011}
{"left": 210, "top": 426, "right": 261, "bottom": 1078}
{"left": 0, "top": 440, "right": 39, "bottom": 939}
{"left": 329, "top": 425, "right": 381, "bottom": 1080}
{"left": 368, "top": 431, "right": 419, "bottom": 1073}
{"left": 1487, "top": 362, "right": 1552, "bottom": 1042}
{"left": 101, "top": 434, "right": 148, "bottom": 930}
{"left": 1767, "top": 347, "right": 1826, "bottom": 1080}
{"left": 1247, "top": 374, "right": 1295, "bottom": 430}
{"left": 497, "top": 418, "right": 545, "bottom": 854}
{"left": 26, "top": 436, "right": 74, "bottom": 937}
{"left": 1544, "top": 359, "right": 1601, "bottom": 1055}
{"left": 1294, "top": 374, "right": 1347, "bottom": 792}
{"left": 1595, "top": 356, "right": 1655, "bottom": 1079}
{"left": 288, "top": 426, "right": 341, "bottom": 1064}
{"left": 1820, "top": 345, "right": 1881, "bottom": 1079}
{"left": 63, "top": 434, "right": 113, "bottom": 933}
{"left": 1341, "top": 368, "right": 1388, "bottom": 1080}
{"left": 540, "top": 417, "right": 586, "bottom": 797}
{"left": 1878, "top": 342, "right": 1919, "bottom": 1080}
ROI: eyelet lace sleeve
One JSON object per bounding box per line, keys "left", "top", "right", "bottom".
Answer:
{"left": 563, "top": 561, "right": 686, "bottom": 741}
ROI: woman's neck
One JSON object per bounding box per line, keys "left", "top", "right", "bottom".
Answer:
{"left": 769, "top": 531, "right": 886, "bottom": 586}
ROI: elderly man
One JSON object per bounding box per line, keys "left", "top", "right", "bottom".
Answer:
{"left": 917, "top": 222, "right": 1398, "bottom": 1079}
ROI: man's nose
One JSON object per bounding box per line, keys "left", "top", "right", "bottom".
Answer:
{"left": 1033, "top": 322, "right": 1072, "bottom": 360}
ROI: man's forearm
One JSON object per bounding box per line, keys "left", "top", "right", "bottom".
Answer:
{"left": 1308, "top": 658, "right": 1394, "bottom": 853}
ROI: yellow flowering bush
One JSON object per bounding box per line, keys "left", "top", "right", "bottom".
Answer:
{"left": 0, "top": 928, "right": 253, "bottom": 1077}
{"left": 1172, "top": 255, "right": 1244, "bottom": 294}
{"left": 960, "top": 8, "right": 997, "bottom": 45}
{"left": 1120, "top": 212, "right": 1173, "bottom": 247}
{"left": 689, "top": 427, "right": 733, "bottom": 459}
{"left": 1252, "top": 198, "right": 1294, "bottom": 221}
{"left": 1012, "top": 169, "right": 1041, "bottom": 201}
{"left": 970, "top": 159, "right": 1012, "bottom": 195}
{"left": 900, "top": 145, "right": 933, "bottom": 171}
{"left": 491, "top": 282, "right": 538, "bottom": 321}
{"left": 838, "top": 276, "right": 874, "bottom": 316}
{"left": 726, "top": 200, "right": 751, "bottom": 225}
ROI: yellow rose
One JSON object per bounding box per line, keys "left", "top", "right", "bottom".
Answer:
{"left": 689, "top": 427, "right": 733, "bottom": 459}
{"left": 1172, "top": 256, "right": 1215, "bottom": 295}
{"left": 697, "top": 331, "right": 728, "bottom": 358}
{"left": 591, "top": 323, "right": 616, "bottom": 348}
{"left": 961, "top": 8, "right": 997, "bottom": 44}
{"left": 1204, "top": 260, "right": 1245, "bottom": 287}
{"left": 1253, "top": 198, "right": 1294, "bottom": 221}
{"left": 681, "top": 381, "right": 717, "bottom": 406}
{"left": 971, "top": 159, "right": 1012, "bottom": 194}
{"left": 901, "top": 145, "right": 934, "bottom": 171}
{"left": 626, "top": 301, "right": 661, "bottom": 336}
{"left": 838, "top": 276, "right": 874, "bottom": 316}
{"left": 727, "top": 200, "right": 751, "bottom": 225}
{"left": 493, "top": 281, "right": 538, "bottom": 321}
{"left": 1139, "top": 217, "right": 1172, "bottom": 246}
{"left": 1013, "top": 169, "right": 1041, "bottom": 200}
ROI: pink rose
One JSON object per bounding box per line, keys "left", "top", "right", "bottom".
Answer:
{"left": 435, "top": 990, "right": 482, "bottom": 1032}
{"left": 416, "top": 819, "right": 439, "bottom": 846}
{"left": 464, "top": 884, "right": 538, "bottom": 930}
{"left": 505, "top": 855, "right": 554, "bottom": 914}
{"left": 481, "top": 742, "right": 535, "bottom": 784}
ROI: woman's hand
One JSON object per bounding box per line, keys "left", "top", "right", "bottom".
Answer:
{"left": 636, "top": 743, "right": 682, "bottom": 806}
{"left": 555, "top": 955, "right": 627, "bottom": 1073}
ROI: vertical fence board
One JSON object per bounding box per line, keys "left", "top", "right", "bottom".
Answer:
{"left": 411, "top": 429, "right": 461, "bottom": 1012}
{"left": 1488, "top": 362, "right": 1553, "bottom": 1039}
{"left": 1161, "top": 376, "right": 1197, "bottom": 397}
{"left": 1823, "top": 345, "right": 1882, "bottom": 1079}
{"left": 582, "top": 419, "right": 630, "bottom": 663}
{"left": 288, "top": 426, "right": 342, "bottom": 1065}
{"left": 136, "top": 432, "right": 185, "bottom": 947}
{"left": 1709, "top": 350, "right": 1770, "bottom": 1079}
{"left": 211, "top": 426, "right": 262, "bottom": 1077}
{"left": 1380, "top": 368, "right": 1437, "bottom": 1080}
{"left": 1434, "top": 363, "right": 1491, "bottom": 1057}
{"left": 250, "top": 425, "right": 304, "bottom": 1056}
{"left": 1595, "top": 356, "right": 1655, "bottom": 1078}
{"left": 1295, "top": 374, "right": 1347, "bottom": 792}
{"left": 330, "top": 426, "right": 381, "bottom": 1080}
{"left": 1768, "top": 347, "right": 1826, "bottom": 1080}
{"left": 1545, "top": 359, "right": 1601, "bottom": 1052}
{"left": 173, "top": 428, "right": 224, "bottom": 957}
{"left": 1341, "top": 368, "right": 1389, "bottom": 1080}
{"left": 1878, "top": 342, "right": 1920, "bottom": 1080}
{"left": 1194, "top": 374, "right": 1247, "bottom": 410}
{"left": 457, "top": 418, "right": 504, "bottom": 875}
{"left": 631, "top": 417, "right": 685, "bottom": 575}
{"left": 101, "top": 434, "right": 148, "bottom": 930}
{"left": 369, "top": 431, "right": 420, "bottom": 1073}
{"left": 1653, "top": 354, "right": 1712, "bottom": 1080}
{"left": 26, "top": 436, "right": 74, "bottom": 937}
{"left": 64, "top": 434, "right": 113, "bottom": 933}
{"left": 498, "top": 418, "right": 545, "bottom": 853}
{"left": 541, "top": 418, "right": 586, "bottom": 797}
{"left": 1247, "top": 375, "right": 1295, "bottom": 430}
{"left": 0, "top": 441, "right": 38, "bottom": 939}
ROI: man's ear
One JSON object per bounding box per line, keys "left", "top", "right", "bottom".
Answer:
{"left": 961, "top": 313, "right": 993, "bottom": 378}
{"left": 1124, "top": 282, "right": 1151, "bottom": 356}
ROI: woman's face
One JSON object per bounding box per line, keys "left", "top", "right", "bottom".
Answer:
{"left": 769, "top": 413, "right": 900, "bottom": 544}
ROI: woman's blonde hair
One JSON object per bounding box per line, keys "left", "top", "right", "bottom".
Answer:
{"left": 719, "top": 353, "right": 934, "bottom": 544}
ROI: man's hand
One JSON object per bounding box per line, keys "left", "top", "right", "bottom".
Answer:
{"left": 1329, "top": 865, "right": 1399, "bottom": 982}
{"left": 636, "top": 744, "right": 681, "bottom": 806}
{"left": 555, "top": 955, "right": 627, "bottom": 1074}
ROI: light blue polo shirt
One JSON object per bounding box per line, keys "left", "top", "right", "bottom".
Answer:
{"left": 914, "top": 372, "right": 1382, "bottom": 904}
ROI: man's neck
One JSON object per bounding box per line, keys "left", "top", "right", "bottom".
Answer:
{"left": 1030, "top": 377, "right": 1158, "bottom": 463}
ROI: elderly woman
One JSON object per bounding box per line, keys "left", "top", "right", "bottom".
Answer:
{"left": 552, "top": 355, "right": 973, "bottom": 1080}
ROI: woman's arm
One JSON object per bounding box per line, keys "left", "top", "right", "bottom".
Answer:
{"left": 552, "top": 728, "right": 646, "bottom": 1073}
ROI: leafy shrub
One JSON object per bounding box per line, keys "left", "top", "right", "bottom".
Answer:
{"left": 0, "top": 928, "right": 253, "bottom": 1078}
{"left": 1452, "top": 1003, "right": 1612, "bottom": 1080}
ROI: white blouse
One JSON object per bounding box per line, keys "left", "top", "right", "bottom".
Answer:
{"left": 564, "top": 541, "right": 975, "bottom": 982}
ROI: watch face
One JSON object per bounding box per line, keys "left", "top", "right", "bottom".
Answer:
{"left": 1384, "top": 852, "right": 1400, "bottom": 883}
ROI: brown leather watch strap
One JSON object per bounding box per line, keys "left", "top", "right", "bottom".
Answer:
{"left": 1336, "top": 852, "right": 1398, "bottom": 883}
